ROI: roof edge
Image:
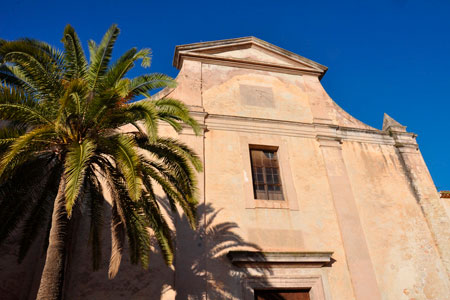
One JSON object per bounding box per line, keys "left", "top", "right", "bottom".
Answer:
{"left": 173, "top": 37, "right": 328, "bottom": 79}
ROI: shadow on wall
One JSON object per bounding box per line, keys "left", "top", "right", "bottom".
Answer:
{"left": 159, "top": 202, "right": 272, "bottom": 300}
{"left": 0, "top": 201, "right": 272, "bottom": 299}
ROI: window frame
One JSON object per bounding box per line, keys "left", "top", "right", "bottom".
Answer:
{"left": 244, "top": 276, "right": 327, "bottom": 300}
{"left": 240, "top": 136, "right": 298, "bottom": 210}
{"left": 254, "top": 288, "right": 311, "bottom": 300}
{"left": 249, "top": 146, "right": 285, "bottom": 201}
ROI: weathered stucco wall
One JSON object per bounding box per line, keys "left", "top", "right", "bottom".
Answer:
{"left": 342, "top": 142, "right": 450, "bottom": 299}
{"left": 202, "top": 65, "right": 314, "bottom": 123}
{"left": 178, "top": 37, "right": 450, "bottom": 299}
{"left": 203, "top": 128, "right": 356, "bottom": 299}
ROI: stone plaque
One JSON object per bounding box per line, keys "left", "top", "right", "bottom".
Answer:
{"left": 240, "top": 84, "right": 274, "bottom": 107}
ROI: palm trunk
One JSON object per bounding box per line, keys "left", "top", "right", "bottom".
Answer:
{"left": 36, "top": 179, "right": 68, "bottom": 300}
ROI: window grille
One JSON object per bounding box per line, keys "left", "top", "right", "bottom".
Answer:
{"left": 250, "top": 148, "right": 284, "bottom": 200}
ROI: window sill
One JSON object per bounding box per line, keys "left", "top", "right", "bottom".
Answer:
{"left": 252, "top": 199, "right": 290, "bottom": 209}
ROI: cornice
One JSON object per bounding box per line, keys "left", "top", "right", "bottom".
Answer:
{"left": 204, "top": 114, "right": 400, "bottom": 146}
{"left": 176, "top": 52, "right": 325, "bottom": 77}
{"left": 206, "top": 114, "right": 316, "bottom": 138}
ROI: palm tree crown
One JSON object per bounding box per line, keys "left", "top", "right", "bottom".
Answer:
{"left": 0, "top": 24, "right": 202, "bottom": 299}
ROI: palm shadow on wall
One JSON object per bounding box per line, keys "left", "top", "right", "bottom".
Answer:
{"left": 156, "top": 202, "right": 272, "bottom": 300}
{"left": 0, "top": 202, "right": 272, "bottom": 299}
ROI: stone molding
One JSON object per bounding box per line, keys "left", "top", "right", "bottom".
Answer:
{"left": 390, "top": 131, "right": 419, "bottom": 150}
{"left": 171, "top": 109, "right": 418, "bottom": 147}
{"left": 205, "top": 113, "right": 401, "bottom": 146}
{"left": 243, "top": 276, "right": 328, "bottom": 300}
{"left": 316, "top": 135, "right": 342, "bottom": 148}
{"left": 227, "top": 251, "right": 333, "bottom": 300}
{"left": 176, "top": 52, "right": 325, "bottom": 77}
{"left": 227, "top": 251, "right": 333, "bottom": 267}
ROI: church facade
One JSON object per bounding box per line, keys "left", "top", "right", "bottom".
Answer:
{"left": 159, "top": 37, "right": 450, "bottom": 300}
{"left": 2, "top": 37, "right": 449, "bottom": 300}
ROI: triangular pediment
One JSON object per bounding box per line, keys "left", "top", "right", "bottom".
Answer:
{"left": 173, "top": 37, "right": 328, "bottom": 78}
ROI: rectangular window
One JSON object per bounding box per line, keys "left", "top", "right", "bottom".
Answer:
{"left": 250, "top": 147, "right": 284, "bottom": 200}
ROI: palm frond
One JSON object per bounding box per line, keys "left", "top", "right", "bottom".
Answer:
{"left": 141, "top": 162, "right": 179, "bottom": 211}
{"left": 154, "top": 98, "right": 201, "bottom": 135}
{"left": 101, "top": 134, "right": 143, "bottom": 201}
{"left": 108, "top": 198, "right": 125, "bottom": 279}
{"left": 0, "top": 84, "right": 54, "bottom": 125}
{"left": 0, "top": 83, "right": 36, "bottom": 105}
{"left": 141, "top": 178, "right": 174, "bottom": 265}
{"left": 0, "top": 126, "right": 55, "bottom": 180}
{"left": 83, "top": 88, "right": 122, "bottom": 128}
{"left": 0, "top": 39, "right": 63, "bottom": 101}
{"left": 0, "top": 125, "right": 26, "bottom": 150}
{"left": 61, "top": 24, "right": 87, "bottom": 80}
{"left": 107, "top": 48, "right": 151, "bottom": 89}
{"left": 57, "top": 78, "right": 88, "bottom": 126}
{"left": 100, "top": 48, "right": 137, "bottom": 89}
{"left": 96, "top": 101, "right": 158, "bottom": 140}
{"left": 104, "top": 165, "right": 150, "bottom": 269}
{"left": 126, "top": 73, "right": 175, "bottom": 99}
{"left": 0, "top": 39, "right": 64, "bottom": 72}
{"left": 122, "top": 199, "right": 150, "bottom": 268}
{"left": 0, "top": 102, "right": 53, "bottom": 125}
{"left": 137, "top": 137, "right": 198, "bottom": 198}
{"left": 87, "top": 24, "right": 120, "bottom": 91}
{"left": 142, "top": 162, "right": 197, "bottom": 229}
{"left": 64, "top": 139, "right": 96, "bottom": 217}
{"left": 87, "top": 40, "right": 97, "bottom": 62}
{"left": 0, "top": 64, "right": 35, "bottom": 95}
{"left": 26, "top": 39, "right": 65, "bottom": 69}
{"left": 155, "top": 137, "right": 203, "bottom": 172}
{"left": 119, "top": 101, "right": 159, "bottom": 140}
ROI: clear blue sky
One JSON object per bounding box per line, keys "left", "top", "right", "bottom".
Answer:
{"left": 2, "top": 0, "right": 449, "bottom": 190}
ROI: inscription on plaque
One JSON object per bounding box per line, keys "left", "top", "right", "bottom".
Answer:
{"left": 240, "top": 84, "right": 274, "bottom": 107}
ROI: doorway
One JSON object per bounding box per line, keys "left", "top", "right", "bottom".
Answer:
{"left": 254, "top": 289, "right": 311, "bottom": 300}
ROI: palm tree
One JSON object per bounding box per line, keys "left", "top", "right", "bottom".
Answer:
{"left": 0, "top": 24, "right": 202, "bottom": 299}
